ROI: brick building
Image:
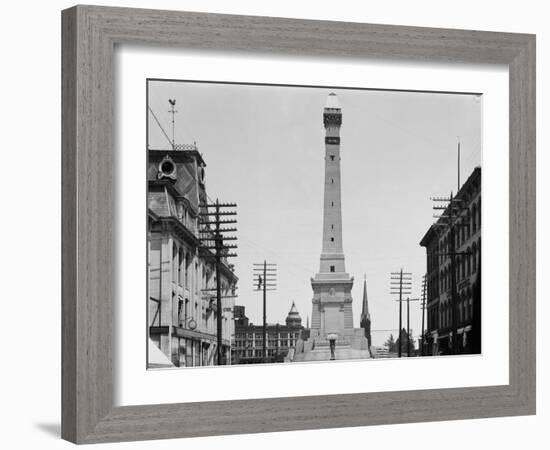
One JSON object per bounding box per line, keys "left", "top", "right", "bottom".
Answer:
{"left": 147, "top": 145, "right": 238, "bottom": 368}
{"left": 232, "top": 303, "right": 304, "bottom": 364}
{"left": 420, "top": 167, "right": 481, "bottom": 355}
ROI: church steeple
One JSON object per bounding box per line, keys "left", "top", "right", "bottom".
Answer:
{"left": 360, "top": 275, "right": 372, "bottom": 347}
{"left": 360, "top": 275, "right": 370, "bottom": 322}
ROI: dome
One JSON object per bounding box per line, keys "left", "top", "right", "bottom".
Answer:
{"left": 286, "top": 301, "right": 302, "bottom": 327}
{"left": 325, "top": 92, "right": 340, "bottom": 109}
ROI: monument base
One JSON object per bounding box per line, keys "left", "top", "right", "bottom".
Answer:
{"left": 291, "top": 328, "right": 374, "bottom": 362}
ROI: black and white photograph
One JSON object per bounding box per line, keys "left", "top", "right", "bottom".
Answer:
{"left": 146, "top": 79, "right": 482, "bottom": 369}
{"left": 1, "top": 0, "right": 542, "bottom": 447}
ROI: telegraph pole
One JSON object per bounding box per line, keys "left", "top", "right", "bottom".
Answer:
{"left": 199, "top": 199, "right": 238, "bottom": 365}
{"left": 390, "top": 269, "right": 412, "bottom": 358}
{"left": 405, "top": 296, "right": 421, "bottom": 357}
{"left": 420, "top": 274, "right": 427, "bottom": 356}
{"left": 457, "top": 137, "right": 461, "bottom": 191}
{"left": 253, "top": 261, "right": 277, "bottom": 363}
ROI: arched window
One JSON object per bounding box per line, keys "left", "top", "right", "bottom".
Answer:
{"left": 466, "top": 247, "right": 471, "bottom": 276}
{"left": 472, "top": 204, "right": 477, "bottom": 233}
{"left": 469, "top": 290, "right": 473, "bottom": 321}
{"left": 472, "top": 242, "right": 477, "bottom": 273}
{"left": 178, "top": 247, "right": 184, "bottom": 286}
{"left": 477, "top": 200, "right": 481, "bottom": 230}
{"left": 185, "top": 252, "right": 192, "bottom": 289}
{"left": 172, "top": 243, "right": 179, "bottom": 284}
{"left": 477, "top": 238, "right": 481, "bottom": 271}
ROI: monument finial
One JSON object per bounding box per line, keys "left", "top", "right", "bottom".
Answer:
{"left": 325, "top": 92, "right": 341, "bottom": 109}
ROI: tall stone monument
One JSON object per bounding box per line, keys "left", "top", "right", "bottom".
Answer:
{"left": 310, "top": 93, "right": 355, "bottom": 342}
{"left": 292, "top": 93, "right": 373, "bottom": 362}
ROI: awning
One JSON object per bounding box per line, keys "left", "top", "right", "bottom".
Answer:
{"left": 148, "top": 339, "right": 174, "bottom": 369}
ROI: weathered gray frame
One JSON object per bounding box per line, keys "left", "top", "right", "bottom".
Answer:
{"left": 61, "top": 5, "right": 536, "bottom": 444}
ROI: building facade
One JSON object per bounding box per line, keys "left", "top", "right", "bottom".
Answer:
{"left": 232, "top": 303, "right": 304, "bottom": 364}
{"left": 420, "top": 167, "right": 481, "bottom": 355}
{"left": 147, "top": 146, "right": 238, "bottom": 368}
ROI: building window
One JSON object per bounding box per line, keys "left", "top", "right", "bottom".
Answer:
{"left": 331, "top": 179, "right": 334, "bottom": 184}
{"left": 477, "top": 201, "right": 481, "bottom": 229}
{"left": 330, "top": 265, "right": 335, "bottom": 272}
{"left": 330, "top": 237, "right": 334, "bottom": 242}
{"left": 331, "top": 224, "right": 334, "bottom": 229}
{"left": 330, "top": 155, "right": 335, "bottom": 161}
{"left": 178, "top": 248, "right": 184, "bottom": 287}
{"left": 185, "top": 253, "right": 191, "bottom": 289}
{"left": 172, "top": 243, "right": 178, "bottom": 284}
{"left": 178, "top": 299, "right": 184, "bottom": 325}
{"left": 331, "top": 201, "right": 334, "bottom": 206}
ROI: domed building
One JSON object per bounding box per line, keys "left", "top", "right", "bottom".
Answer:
{"left": 286, "top": 301, "right": 302, "bottom": 327}
{"left": 232, "top": 301, "right": 305, "bottom": 364}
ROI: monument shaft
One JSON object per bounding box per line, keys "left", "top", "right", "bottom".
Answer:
{"left": 311, "top": 94, "right": 354, "bottom": 339}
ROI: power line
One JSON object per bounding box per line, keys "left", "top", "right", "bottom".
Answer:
{"left": 147, "top": 105, "right": 172, "bottom": 148}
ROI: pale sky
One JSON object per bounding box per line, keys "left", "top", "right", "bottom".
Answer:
{"left": 147, "top": 80, "right": 481, "bottom": 346}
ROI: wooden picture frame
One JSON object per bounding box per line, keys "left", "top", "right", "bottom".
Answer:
{"left": 61, "top": 5, "right": 536, "bottom": 444}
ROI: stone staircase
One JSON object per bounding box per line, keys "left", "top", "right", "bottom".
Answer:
{"left": 292, "top": 342, "right": 372, "bottom": 362}
{"left": 290, "top": 329, "right": 375, "bottom": 363}
{"left": 371, "top": 346, "right": 398, "bottom": 359}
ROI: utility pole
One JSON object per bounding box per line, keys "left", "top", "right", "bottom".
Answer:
{"left": 405, "top": 296, "right": 421, "bottom": 357}
{"left": 198, "top": 199, "right": 238, "bottom": 365}
{"left": 253, "top": 261, "right": 277, "bottom": 363}
{"left": 457, "top": 137, "right": 461, "bottom": 191}
{"left": 431, "top": 192, "right": 471, "bottom": 355}
{"left": 420, "top": 274, "right": 427, "bottom": 356}
{"left": 390, "top": 269, "right": 412, "bottom": 358}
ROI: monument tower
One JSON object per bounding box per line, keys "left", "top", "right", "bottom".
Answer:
{"left": 310, "top": 93, "right": 355, "bottom": 341}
